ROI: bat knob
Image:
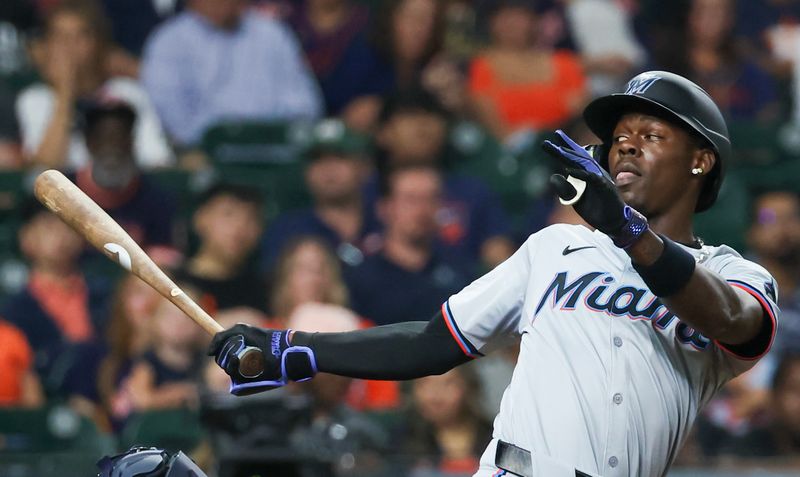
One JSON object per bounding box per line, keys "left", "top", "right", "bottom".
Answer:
{"left": 236, "top": 346, "right": 266, "bottom": 378}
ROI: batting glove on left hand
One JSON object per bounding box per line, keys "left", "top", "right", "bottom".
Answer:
{"left": 542, "top": 130, "right": 649, "bottom": 248}
{"left": 208, "top": 324, "right": 317, "bottom": 396}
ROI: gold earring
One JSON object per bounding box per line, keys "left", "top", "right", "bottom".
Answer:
{"left": 691, "top": 167, "right": 704, "bottom": 175}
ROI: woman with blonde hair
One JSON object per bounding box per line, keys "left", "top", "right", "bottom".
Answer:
{"left": 269, "top": 236, "right": 349, "bottom": 324}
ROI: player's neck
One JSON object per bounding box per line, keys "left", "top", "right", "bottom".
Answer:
{"left": 645, "top": 208, "right": 698, "bottom": 246}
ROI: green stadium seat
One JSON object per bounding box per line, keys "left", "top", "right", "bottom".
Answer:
{"left": 119, "top": 408, "right": 206, "bottom": 454}
{"left": 202, "top": 120, "right": 314, "bottom": 166}
{"left": 201, "top": 120, "right": 314, "bottom": 219}
{"left": 0, "top": 404, "right": 114, "bottom": 454}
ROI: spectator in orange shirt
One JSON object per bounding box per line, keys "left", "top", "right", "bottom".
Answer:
{"left": 0, "top": 320, "right": 44, "bottom": 407}
{"left": 468, "top": 0, "right": 588, "bottom": 143}
{"left": 2, "top": 200, "right": 112, "bottom": 391}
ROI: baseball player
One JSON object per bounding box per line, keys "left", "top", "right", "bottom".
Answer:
{"left": 209, "top": 71, "right": 779, "bottom": 477}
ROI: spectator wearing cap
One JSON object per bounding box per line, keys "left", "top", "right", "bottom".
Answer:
{"left": 367, "top": 88, "right": 515, "bottom": 270}
{"left": 260, "top": 118, "right": 381, "bottom": 270}
{"left": 72, "top": 100, "right": 179, "bottom": 265}
{"left": 345, "top": 163, "right": 473, "bottom": 326}
{"left": 175, "top": 184, "right": 268, "bottom": 313}
{"left": 16, "top": 0, "right": 172, "bottom": 170}
{"left": 141, "top": 0, "right": 323, "bottom": 148}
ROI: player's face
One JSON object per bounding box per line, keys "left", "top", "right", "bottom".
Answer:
{"left": 607, "top": 113, "right": 709, "bottom": 217}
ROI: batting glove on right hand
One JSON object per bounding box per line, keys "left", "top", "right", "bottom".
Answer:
{"left": 208, "top": 324, "right": 317, "bottom": 396}
{"left": 542, "top": 130, "right": 649, "bottom": 248}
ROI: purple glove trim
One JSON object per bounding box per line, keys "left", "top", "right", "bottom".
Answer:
{"left": 612, "top": 206, "right": 649, "bottom": 248}
{"left": 281, "top": 346, "right": 318, "bottom": 382}
{"left": 229, "top": 377, "right": 286, "bottom": 396}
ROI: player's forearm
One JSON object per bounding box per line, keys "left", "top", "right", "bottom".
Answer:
{"left": 628, "top": 232, "right": 762, "bottom": 344}
{"left": 291, "top": 318, "right": 471, "bottom": 380}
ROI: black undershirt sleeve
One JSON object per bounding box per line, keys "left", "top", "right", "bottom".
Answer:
{"left": 290, "top": 312, "right": 473, "bottom": 380}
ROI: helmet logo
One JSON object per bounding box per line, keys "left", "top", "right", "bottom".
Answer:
{"left": 625, "top": 77, "right": 660, "bottom": 95}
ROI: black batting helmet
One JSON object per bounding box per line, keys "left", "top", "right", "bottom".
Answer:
{"left": 583, "top": 71, "right": 730, "bottom": 212}
{"left": 97, "top": 447, "right": 206, "bottom": 477}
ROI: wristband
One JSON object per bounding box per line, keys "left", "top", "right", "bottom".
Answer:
{"left": 632, "top": 235, "right": 696, "bottom": 297}
{"left": 612, "top": 206, "right": 649, "bottom": 249}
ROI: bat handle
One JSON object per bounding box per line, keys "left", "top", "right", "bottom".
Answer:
{"left": 236, "top": 346, "right": 266, "bottom": 378}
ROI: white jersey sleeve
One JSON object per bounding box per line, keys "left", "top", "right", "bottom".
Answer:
{"left": 442, "top": 234, "right": 538, "bottom": 356}
{"left": 704, "top": 247, "right": 779, "bottom": 376}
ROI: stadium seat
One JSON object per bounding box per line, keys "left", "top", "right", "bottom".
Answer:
{"left": 201, "top": 120, "right": 313, "bottom": 219}
{"left": 0, "top": 404, "right": 115, "bottom": 477}
{"left": 119, "top": 408, "right": 206, "bottom": 454}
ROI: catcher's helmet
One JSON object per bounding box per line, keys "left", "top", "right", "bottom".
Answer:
{"left": 97, "top": 447, "right": 206, "bottom": 477}
{"left": 583, "top": 71, "right": 730, "bottom": 212}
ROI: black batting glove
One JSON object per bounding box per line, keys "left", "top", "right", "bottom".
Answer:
{"left": 542, "top": 130, "right": 649, "bottom": 248}
{"left": 208, "top": 324, "right": 317, "bottom": 396}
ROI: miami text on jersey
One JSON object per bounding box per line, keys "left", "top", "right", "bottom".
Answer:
{"left": 535, "top": 271, "right": 711, "bottom": 350}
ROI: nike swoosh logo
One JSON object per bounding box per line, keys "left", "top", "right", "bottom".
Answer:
{"left": 562, "top": 245, "right": 597, "bottom": 256}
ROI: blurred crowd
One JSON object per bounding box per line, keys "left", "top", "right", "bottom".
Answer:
{"left": 1, "top": 0, "right": 800, "bottom": 475}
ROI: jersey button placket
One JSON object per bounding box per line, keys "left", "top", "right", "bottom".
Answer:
{"left": 606, "top": 321, "right": 628, "bottom": 475}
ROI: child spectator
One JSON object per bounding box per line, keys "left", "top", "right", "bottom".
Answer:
{"left": 468, "top": 0, "right": 587, "bottom": 141}
{"left": 177, "top": 184, "right": 267, "bottom": 313}
{"left": 93, "top": 275, "right": 162, "bottom": 430}
{"left": 0, "top": 319, "right": 44, "bottom": 407}
{"left": 2, "top": 199, "right": 112, "bottom": 388}
{"left": 260, "top": 119, "right": 380, "bottom": 270}
{"left": 17, "top": 0, "right": 172, "bottom": 170}
{"left": 123, "top": 290, "right": 205, "bottom": 411}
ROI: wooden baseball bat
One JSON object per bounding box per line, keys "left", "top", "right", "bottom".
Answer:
{"left": 34, "top": 169, "right": 265, "bottom": 378}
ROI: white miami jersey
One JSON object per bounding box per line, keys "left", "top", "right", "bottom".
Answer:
{"left": 441, "top": 224, "right": 778, "bottom": 477}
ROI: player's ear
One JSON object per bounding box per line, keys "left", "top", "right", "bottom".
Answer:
{"left": 691, "top": 148, "right": 715, "bottom": 177}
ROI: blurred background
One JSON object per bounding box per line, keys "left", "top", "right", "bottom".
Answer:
{"left": 0, "top": 0, "right": 800, "bottom": 476}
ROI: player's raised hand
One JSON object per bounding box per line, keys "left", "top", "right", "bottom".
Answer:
{"left": 542, "top": 130, "right": 649, "bottom": 248}
{"left": 208, "top": 324, "right": 317, "bottom": 396}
